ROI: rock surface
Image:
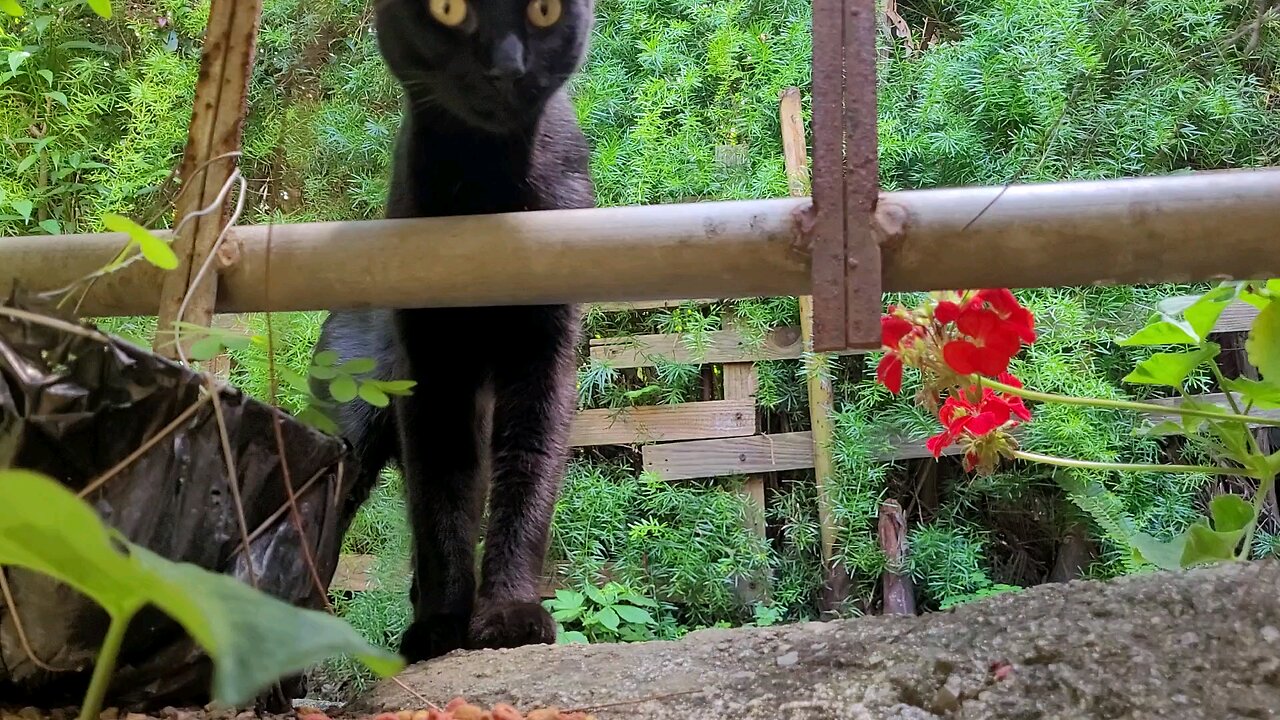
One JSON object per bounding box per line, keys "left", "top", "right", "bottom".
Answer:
{"left": 352, "top": 561, "right": 1280, "bottom": 719}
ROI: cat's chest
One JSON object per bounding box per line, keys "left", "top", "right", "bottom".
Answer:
{"left": 392, "top": 133, "right": 543, "bottom": 219}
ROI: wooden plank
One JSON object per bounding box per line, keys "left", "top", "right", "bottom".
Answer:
{"left": 569, "top": 399, "right": 755, "bottom": 447}
{"left": 331, "top": 554, "right": 558, "bottom": 597}
{"left": 591, "top": 327, "right": 863, "bottom": 369}
{"left": 591, "top": 298, "right": 716, "bottom": 312}
{"left": 1213, "top": 301, "right": 1261, "bottom": 334}
{"left": 1146, "top": 393, "right": 1280, "bottom": 426}
{"left": 722, "top": 363, "right": 765, "bottom": 538}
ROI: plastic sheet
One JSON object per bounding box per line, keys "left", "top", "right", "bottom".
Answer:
{"left": 0, "top": 295, "right": 349, "bottom": 708}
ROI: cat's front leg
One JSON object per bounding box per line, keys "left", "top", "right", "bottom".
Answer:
{"left": 471, "top": 305, "right": 579, "bottom": 650}
{"left": 395, "top": 313, "right": 490, "bottom": 663}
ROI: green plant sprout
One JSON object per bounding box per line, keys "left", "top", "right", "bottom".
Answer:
{"left": 544, "top": 582, "right": 662, "bottom": 644}
{"left": 0, "top": 469, "right": 403, "bottom": 720}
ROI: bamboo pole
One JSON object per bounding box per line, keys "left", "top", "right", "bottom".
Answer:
{"left": 4, "top": 170, "right": 1280, "bottom": 318}
{"left": 154, "top": 0, "right": 261, "bottom": 359}
{"left": 779, "top": 87, "right": 848, "bottom": 611}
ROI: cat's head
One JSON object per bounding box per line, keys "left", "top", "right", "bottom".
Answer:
{"left": 374, "top": 0, "right": 593, "bottom": 133}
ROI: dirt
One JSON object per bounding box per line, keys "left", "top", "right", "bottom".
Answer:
{"left": 350, "top": 560, "right": 1280, "bottom": 719}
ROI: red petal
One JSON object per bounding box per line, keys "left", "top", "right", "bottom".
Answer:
{"left": 934, "top": 301, "right": 961, "bottom": 324}
{"left": 876, "top": 353, "right": 904, "bottom": 394}
{"left": 964, "top": 451, "right": 981, "bottom": 472}
{"left": 926, "top": 431, "right": 953, "bottom": 458}
{"left": 955, "top": 307, "right": 1000, "bottom": 339}
{"left": 1007, "top": 396, "right": 1032, "bottom": 421}
{"left": 973, "top": 346, "right": 1013, "bottom": 377}
{"left": 943, "top": 341, "right": 982, "bottom": 375}
{"left": 977, "top": 289, "right": 1022, "bottom": 316}
{"left": 996, "top": 372, "right": 1023, "bottom": 388}
{"left": 965, "top": 412, "right": 1000, "bottom": 436}
{"left": 881, "top": 314, "right": 915, "bottom": 349}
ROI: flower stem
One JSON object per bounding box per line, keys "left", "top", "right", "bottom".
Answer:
{"left": 1011, "top": 450, "right": 1256, "bottom": 478}
{"left": 981, "top": 378, "right": 1280, "bottom": 428}
{"left": 1241, "top": 471, "right": 1277, "bottom": 560}
{"left": 79, "top": 609, "right": 135, "bottom": 720}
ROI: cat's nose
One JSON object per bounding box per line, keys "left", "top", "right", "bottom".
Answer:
{"left": 488, "top": 34, "right": 527, "bottom": 81}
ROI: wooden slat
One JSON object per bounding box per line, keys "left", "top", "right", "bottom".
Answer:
{"left": 591, "top": 327, "right": 863, "bottom": 369}
{"left": 1213, "top": 302, "right": 1261, "bottom": 334}
{"left": 331, "top": 554, "right": 559, "bottom": 597}
{"left": 591, "top": 298, "right": 716, "bottom": 312}
{"left": 642, "top": 431, "right": 952, "bottom": 481}
{"left": 722, "top": 362, "right": 765, "bottom": 538}
{"left": 569, "top": 399, "right": 755, "bottom": 447}
{"left": 1146, "top": 392, "right": 1280, "bottom": 426}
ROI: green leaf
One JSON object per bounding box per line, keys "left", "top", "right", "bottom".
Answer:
{"left": 188, "top": 336, "right": 225, "bottom": 362}
{"left": 38, "top": 218, "right": 59, "bottom": 234}
{"left": 1116, "top": 319, "right": 1197, "bottom": 347}
{"left": 593, "top": 607, "right": 620, "bottom": 632}
{"left": 44, "top": 90, "right": 68, "bottom": 108}
{"left": 551, "top": 607, "right": 583, "bottom": 622}
{"left": 552, "top": 589, "right": 585, "bottom": 610}
{"left": 329, "top": 375, "right": 358, "bottom": 403}
{"left": 312, "top": 350, "right": 339, "bottom": 367}
{"left": 1209, "top": 494, "right": 1254, "bottom": 534}
{"left": 612, "top": 604, "right": 654, "bottom": 625}
{"left": 1246, "top": 302, "right": 1280, "bottom": 383}
{"left": 101, "top": 213, "right": 177, "bottom": 270}
{"left": 371, "top": 380, "right": 417, "bottom": 396}
{"left": 1180, "top": 522, "right": 1242, "bottom": 567}
{"left": 359, "top": 383, "right": 389, "bottom": 408}
{"left": 1222, "top": 377, "right": 1280, "bottom": 410}
{"left": 559, "top": 630, "right": 589, "bottom": 645}
{"left": 12, "top": 198, "right": 33, "bottom": 220}
{"left": 37, "top": 68, "right": 52, "bottom": 84}
{"left": 620, "top": 592, "right": 659, "bottom": 608}
{"left": 8, "top": 50, "right": 30, "bottom": 72}
{"left": 277, "top": 366, "right": 312, "bottom": 394}
{"left": 85, "top": 0, "right": 111, "bottom": 18}
{"left": 15, "top": 153, "right": 37, "bottom": 175}
{"left": 0, "top": 0, "right": 24, "bottom": 17}
{"left": 336, "top": 357, "right": 377, "bottom": 375}
{"left": 582, "top": 584, "right": 608, "bottom": 606}
{"left": 1122, "top": 344, "right": 1219, "bottom": 388}
{"left": 296, "top": 407, "right": 338, "bottom": 436}
{"left": 0, "top": 470, "right": 401, "bottom": 704}
{"left": 309, "top": 365, "right": 338, "bottom": 380}
{"left": 1129, "top": 531, "right": 1186, "bottom": 571}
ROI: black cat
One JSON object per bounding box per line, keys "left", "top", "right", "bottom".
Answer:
{"left": 311, "top": 0, "right": 594, "bottom": 663}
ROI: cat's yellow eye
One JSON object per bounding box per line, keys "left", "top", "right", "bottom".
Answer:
{"left": 428, "top": 0, "right": 467, "bottom": 27}
{"left": 527, "top": 0, "right": 561, "bottom": 28}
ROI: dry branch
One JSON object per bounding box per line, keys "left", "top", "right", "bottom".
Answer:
{"left": 3, "top": 170, "right": 1280, "bottom": 318}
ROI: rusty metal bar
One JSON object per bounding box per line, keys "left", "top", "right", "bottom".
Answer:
{"left": 809, "top": 0, "right": 849, "bottom": 350}
{"left": 810, "top": 0, "right": 883, "bottom": 352}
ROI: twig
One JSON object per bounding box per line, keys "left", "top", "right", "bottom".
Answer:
{"left": 0, "top": 305, "right": 105, "bottom": 342}
{"left": 392, "top": 677, "right": 438, "bottom": 710}
{"left": 174, "top": 171, "right": 248, "bottom": 365}
{"left": 77, "top": 395, "right": 212, "bottom": 499}
{"left": 0, "top": 568, "right": 72, "bottom": 672}
{"left": 230, "top": 465, "right": 331, "bottom": 558}
{"left": 567, "top": 689, "right": 703, "bottom": 713}
{"left": 205, "top": 378, "right": 259, "bottom": 587}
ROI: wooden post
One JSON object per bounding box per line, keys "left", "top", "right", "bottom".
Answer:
{"left": 877, "top": 500, "right": 916, "bottom": 615}
{"left": 780, "top": 87, "right": 849, "bottom": 611}
{"left": 722, "top": 360, "right": 766, "bottom": 538}
{"left": 153, "top": 0, "right": 262, "bottom": 359}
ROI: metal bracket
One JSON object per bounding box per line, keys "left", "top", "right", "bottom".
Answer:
{"left": 810, "top": 0, "right": 882, "bottom": 352}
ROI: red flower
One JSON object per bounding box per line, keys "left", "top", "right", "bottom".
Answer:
{"left": 942, "top": 300, "right": 1030, "bottom": 377}
{"left": 934, "top": 301, "right": 961, "bottom": 324}
{"left": 877, "top": 353, "right": 904, "bottom": 394}
{"left": 925, "top": 384, "right": 1030, "bottom": 460}
{"left": 877, "top": 311, "right": 921, "bottom": 395}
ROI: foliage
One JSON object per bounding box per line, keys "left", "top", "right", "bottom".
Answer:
{"left": 544, "top": 583, "right": 663, "bottom": 644}
{"left": 0, "top": 469, "right": 401, "bottom": 719}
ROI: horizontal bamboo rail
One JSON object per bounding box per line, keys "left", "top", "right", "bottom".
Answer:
{"left": 3, "top": 169, "right": 1279, "bottom": 318}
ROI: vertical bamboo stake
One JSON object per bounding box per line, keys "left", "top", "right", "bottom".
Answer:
{"left": 154, "top": 0, "right": 262, "bottom": 359}
{"left": 780, "top": 87, "right": 849, "bottom": 611}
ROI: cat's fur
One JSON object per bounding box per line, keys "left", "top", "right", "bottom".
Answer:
{"left": 312, "top": 0, "right": 594, "bottom": 663}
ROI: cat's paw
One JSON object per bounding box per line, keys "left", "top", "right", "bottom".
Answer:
{"left": 468, "top": 601, "right": 557, "bottom": 650}
{"left": 399, "top": 612, "right": 471, "bottom": 663}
